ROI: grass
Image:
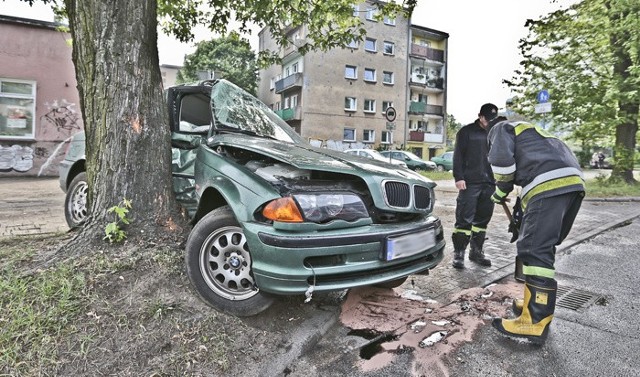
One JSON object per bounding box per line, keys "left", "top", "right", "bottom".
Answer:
{"left": 421, "top": 170, "right": 454, "bottom": 181}
{"left": 0, "top": 234, "right": 238, "bottom": 376}
{"left": 585, "top": 171, "right": 640, "bottom": 198}
{"left": 0, "top": 235, "right": 88, "bottom": 375}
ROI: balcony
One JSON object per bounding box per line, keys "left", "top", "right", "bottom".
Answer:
{"left": 275, "top": 106, "right": 302, "bottom": 121}
{"left": 275, "top": 72, "right": 303, "bottom": 94}
{"left": 410, "top": 44, "right": 445, "bottom": 63}
{"left": 409, "top": 131, "right": 444, "bottom": 143}
{"left": 408, "top": 102, "right": 444, "bottom": 116}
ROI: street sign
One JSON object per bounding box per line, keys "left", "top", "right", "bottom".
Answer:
{"left": 384, "top": 106, "right": 397, "bottom": 122}
{"left": 386, "top": 122, "right": 396, "bottom": 130}
{"left": 534, "top": 102, "right": 552, "bottom": 114}
{"left": 537, "top": 89, "right": 550, "bottom": 103}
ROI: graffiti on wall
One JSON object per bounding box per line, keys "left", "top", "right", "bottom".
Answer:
{"left": 40, "top": 99, "right": 81, "bottom": 135}
{"left": 0, "top": 99, "right": 81, "bottom": 174}
{"left": 0, "top": 144, "right": 34, "bottom": 172}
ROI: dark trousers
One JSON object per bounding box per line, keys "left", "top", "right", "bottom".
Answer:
{"left": 454, "top": 183, "right": 495, "bottom": 232}
{"left": 517, "top": 191, "right": 584, "bottom": 271}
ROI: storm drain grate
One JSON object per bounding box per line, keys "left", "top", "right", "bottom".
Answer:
{"left": 556, "top": 285, "right": 601, "bottom": 311}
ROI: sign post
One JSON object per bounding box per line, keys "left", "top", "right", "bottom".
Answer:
{"left": 384, "top": 107, "right": 397, "bottom": 163}
{"left": 534, "top": 89, "right": 552, "bottom": 115}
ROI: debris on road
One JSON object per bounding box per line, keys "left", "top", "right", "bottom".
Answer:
{"left": 419, "top": 331, "right": 448, "bottom": 347}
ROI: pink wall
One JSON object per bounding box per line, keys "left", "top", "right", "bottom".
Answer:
{"left": 0, "top": 16, "right": 84, "bottom": 176}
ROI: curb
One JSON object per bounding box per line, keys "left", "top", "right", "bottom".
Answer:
{"left": 260, "top": 306, "right": 339, "bottom": 376}
{"left": 482, "top": 210, "right": 640, "bottom": 288}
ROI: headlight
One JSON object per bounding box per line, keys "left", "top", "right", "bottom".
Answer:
{"left": 262, "top": 194, "right": 369, "bottom": 223}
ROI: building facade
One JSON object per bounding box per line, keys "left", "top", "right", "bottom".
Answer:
{"left": 0, "top": 15, "right": 184, "bottom": 177}
{"left": 0, "top": 15, "right": 82, "bottom": 176}
{"left": 257, "top": 2, "right": 448, "bottom": 159}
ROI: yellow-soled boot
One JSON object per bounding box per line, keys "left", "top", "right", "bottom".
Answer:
{"left": 492, "top": 276, "right": 557, "bottom": 345}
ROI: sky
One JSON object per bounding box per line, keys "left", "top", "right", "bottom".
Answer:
{"left": 1, "top": 0, "right": 575, "bottom": 123}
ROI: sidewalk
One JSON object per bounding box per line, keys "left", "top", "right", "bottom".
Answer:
{"left": 414, "top": 178, "right": 640, "bottom": 302}
{"left": 0, "top": 177, "right": 67, "bottom": 238}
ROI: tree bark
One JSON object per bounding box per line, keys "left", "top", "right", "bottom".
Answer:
{"left": 63, "top": 0, "right": 187, "bottom": 244}
{"left": 607, "top": 0, "right": 638, "bottom": 185}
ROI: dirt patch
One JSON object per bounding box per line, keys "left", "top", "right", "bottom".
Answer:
{"left": 339, "top": 281, "right": 523, "bottom": 376}
{"left": 0, "top": 233, "right": 338, "bottom": 376}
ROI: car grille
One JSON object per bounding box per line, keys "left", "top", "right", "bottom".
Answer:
{"left": 383, "top": 181, "right": 431, "bottom": 210}
{"left": 384, "top": 181, "right": 410, "bottom": 207}
{"left": 414, "top": 185, "right": 431, "bottom": 210}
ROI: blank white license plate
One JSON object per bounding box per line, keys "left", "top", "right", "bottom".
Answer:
{"left": 383, "top": 229, "right": 435, "bottom": 261}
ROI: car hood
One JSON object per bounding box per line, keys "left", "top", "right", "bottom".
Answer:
{"left": 210, "top": 134, "right": 434, "bottom": 186}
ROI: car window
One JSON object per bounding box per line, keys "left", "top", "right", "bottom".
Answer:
{"left": 211, "top": 80, "right": 305, "bottom": 144}
{"left": 178, "top": 92, "right": 212, "bottom": 134}
{"left": 404, "top": 151, "right": 423, "bottom": 161}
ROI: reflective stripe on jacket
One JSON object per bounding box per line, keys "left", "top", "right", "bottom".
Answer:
{"left": 487, "top": 121, "right": 585, "bottom": 209}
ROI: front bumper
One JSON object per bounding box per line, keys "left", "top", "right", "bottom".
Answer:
{"left": 243, "top": 216, "right": 445, "bottom": 295}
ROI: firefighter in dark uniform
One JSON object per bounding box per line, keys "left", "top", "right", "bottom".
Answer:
{"left": 451, "top": 103, "right": 498, "bottom": 269}
{"left": 487, "top": 117, "right": 585, "bottom": 345}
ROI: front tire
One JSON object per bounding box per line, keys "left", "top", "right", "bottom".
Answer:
{"left": 185, "top": 206, "right": 274, "bottom": 316}
{"left": 436, "top": 165, "right": 445, "bottom": 172}
{"left": 64, "top": 172, "right": 88, "bottom": 229}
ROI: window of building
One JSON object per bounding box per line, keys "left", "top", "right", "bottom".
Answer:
{"left": 414, "top": 37, "right": 431, "bottom": 47}
{"left": 365, "top": 8, "right": 377, "bottom": 21}
{"left": 364, "top": 99, "right": 376, "bottom": 113}
{"left": 269, "top": 77, "right": 275, "bottom": 90}
{"left": 0, "top": 78, "right": 36, "bottom": 140}
{"left": 383, "top": 71, "right": 394, "bottom": 85}
{"left": 364, "top": 68, "right": 376, "bottom": 82}
{"left": 382, "top": 101, "right": 393, "bottom": 113}
{"left": 347, "top": 38, "right": 359, "bottom": 49}
{"left": 381, "top": 131, "right": 393, "bottom": 144}
{"left": 284, "top": 95, "right": 299, "bottom": 109}
{"left": 363, "top": 129, "right": 375, "bottom": 143}
{"left": 343, "top": 128, "right": 356, "bottom": 142}
{"left": 344, "top": 97, "right": 357, "bottom": 111}
{"left": 364, "top": 38, "right": 377, "bottom": 52}
{"left": 383, "top": 16, "right": 396, "bottom": 26}
{"left": 345, "top": 65, "right": 357, "bottom": 79}
{"left": 292, "top": 62, "right": 299, "bottom": 73}
{"left": 383, "top": 41, "right": 395, "bottom": 55}
{"left": 274, "top": 101, "right": 281, "bottom": 111}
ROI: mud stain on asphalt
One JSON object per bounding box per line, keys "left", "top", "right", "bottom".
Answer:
{"left": 340, "top": 280, "right": 523, "bottom": 376}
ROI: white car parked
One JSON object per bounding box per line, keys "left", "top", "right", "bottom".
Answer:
{"left": 344, "top": 148, "right": 408, "bottom": 169}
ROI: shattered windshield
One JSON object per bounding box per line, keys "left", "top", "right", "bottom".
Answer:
{"left": 210, "top": 80, "right": 305, "bottom": 144}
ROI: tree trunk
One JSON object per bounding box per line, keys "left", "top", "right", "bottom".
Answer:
{"left": 606, "top": 0, "right": 638, "bottom": 185}
{"left": 64, "top": 0, "right": 186, "bottom": 244}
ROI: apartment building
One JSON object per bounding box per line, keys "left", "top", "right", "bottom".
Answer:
{"left": 257, "top": 2, "right": 448, "bottom": 159}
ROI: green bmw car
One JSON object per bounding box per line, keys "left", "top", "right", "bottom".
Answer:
{"left": 59, "top": 80, "right": 445, "bottom": 316}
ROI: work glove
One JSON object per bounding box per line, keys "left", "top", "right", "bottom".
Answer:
{"left": 491, "top": 188, "right": 508, "bottom": 204}
{"left": 507, "top": 197, "right": 523, "bottom": 243}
